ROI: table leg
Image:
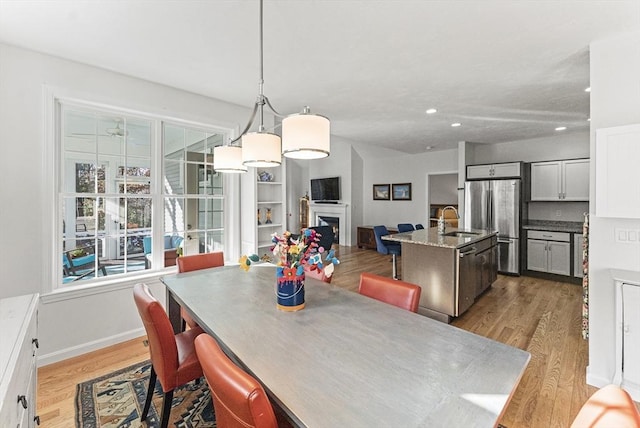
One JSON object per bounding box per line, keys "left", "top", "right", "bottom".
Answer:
{"left": 166, "top": 288, "right": 182, "bottom": 334}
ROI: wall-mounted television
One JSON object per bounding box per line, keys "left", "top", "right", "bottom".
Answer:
{"left": 310, "top": 176, "right": 341, "bottom": 202}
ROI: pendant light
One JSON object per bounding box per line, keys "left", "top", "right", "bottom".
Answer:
{"left": 282, "top": 106, "right": 330, "bottom": 159}
{"left": 213, "top": 145, "right": 247, "bottom": 173}
{"left": 213, "top": 0, "right": 330, "bottom": 173}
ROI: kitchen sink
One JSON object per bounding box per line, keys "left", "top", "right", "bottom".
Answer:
{"left": 443, "top": 231, "right": 481, "bottom": 238}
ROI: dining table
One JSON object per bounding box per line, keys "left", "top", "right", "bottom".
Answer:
{"left": 161, "top": 263, "right": 530, "bottom": 428}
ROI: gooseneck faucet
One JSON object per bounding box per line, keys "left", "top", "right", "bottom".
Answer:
{"left": 438, "top": 206, "right": 459, "bottom": 235}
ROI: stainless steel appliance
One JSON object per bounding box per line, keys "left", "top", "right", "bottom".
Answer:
{"left": 464, "top": 179, "right": 520, "bottom": 274}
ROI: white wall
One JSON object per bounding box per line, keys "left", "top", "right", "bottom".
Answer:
{"left": 587, "top": 31, "right": 640, "bottom": 389}
{"left": 470, "top": 132, "right": 590, "bottom": 164}
{"left": 0, "top": 43, "right": 254, "bottom": 364}
{"left": 361, "top": 149, "right": 458, "bottom": 227}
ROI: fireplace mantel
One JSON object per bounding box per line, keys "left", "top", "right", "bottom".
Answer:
{"left": 309, "top": 202, "right": 350, "bottom": 246}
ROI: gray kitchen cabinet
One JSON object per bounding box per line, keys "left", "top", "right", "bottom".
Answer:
{"left": 527, "top": 230, "right": 571, "bottom": 276}
{"left": 574, "top": 233, "right": 584, "bottom": 278}
{"left": 466, "top": 162, "right": 521, "bottom": 180}
{"left": 530, "top": 158, "right": 589, "bottom": 201}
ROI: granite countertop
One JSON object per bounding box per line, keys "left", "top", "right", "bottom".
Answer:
{"left": 383, "top": 227, "right": 496, "bottom": 249}
{"left": 522, "top": 220, "right": 583, "bottom": 233}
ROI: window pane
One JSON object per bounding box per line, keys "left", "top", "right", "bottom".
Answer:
{"left": 164, "top": 197, "right": 185, "bottom": 234}
{"left": 164, "top": 160, "right": 184, "bottom": 195}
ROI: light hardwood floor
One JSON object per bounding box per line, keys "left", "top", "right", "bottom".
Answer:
{"left": 37, "top": 245, "right": 623, "bottom": 427}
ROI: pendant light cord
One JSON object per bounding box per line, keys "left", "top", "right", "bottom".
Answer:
{"left": 228, "top": 0, "right": 286, "bottom": 146}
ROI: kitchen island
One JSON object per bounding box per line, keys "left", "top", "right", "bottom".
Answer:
{"left": 384, "top": 227, "right": 497, "bottom": 323}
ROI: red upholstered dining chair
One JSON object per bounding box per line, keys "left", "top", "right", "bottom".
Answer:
{"left": 176, "top": 251, "right": 225, "bottom": 330}
{"left": 358, "top": 272, "right": 421, "bottom": 313}
{"left": 304, "top": 264, "right": 332, "bottom": 283}
{"left": 133, "top": 283, "right": 204, "bottom": 428}
{"left": 194, "top": 333, "right": 279, "bottom": 428}
{"left": 570, "top": 384, "right": 640, "bottom": 427}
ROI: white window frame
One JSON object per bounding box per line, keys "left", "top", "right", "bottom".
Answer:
{"left": 42, "top": 90, "right": 238, "bottom": 299}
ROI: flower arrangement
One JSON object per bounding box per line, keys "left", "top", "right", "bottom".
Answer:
{"left": 239, "top": 228, "right": 339, "bottom": 279}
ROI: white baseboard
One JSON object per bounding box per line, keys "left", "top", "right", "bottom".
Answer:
{"left": 586, "top": 366, "right": 640, "bottom": 401}
{"left": 37, "top": 328, "right": 146, "bottom": 367}
{"left": 586, "top": 365, "right": 613, "bottom": 389}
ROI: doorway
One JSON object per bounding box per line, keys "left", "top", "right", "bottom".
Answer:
{"left": 428, "top": 173, "right": 458, "bottom": 227}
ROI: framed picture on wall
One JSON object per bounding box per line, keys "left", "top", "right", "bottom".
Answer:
{"left": 392, "top": 183, "right": 412, "bottom": 201}
{"left": 373, "top": 184, "right": 390, "bottom": 200}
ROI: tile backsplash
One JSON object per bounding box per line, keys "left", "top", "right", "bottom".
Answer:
{"left": 528, "top": 201, "right": 589, "bottom": 222}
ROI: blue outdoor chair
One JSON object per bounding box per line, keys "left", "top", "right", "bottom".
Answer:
{"left": 397, "top": 223, "right": 415, "bottom": 233}
{"left": 415, "top": 224, "right": 425, "bottom": 230}
{"left": 373, "top": 225, "right": 401, "bottom": 279}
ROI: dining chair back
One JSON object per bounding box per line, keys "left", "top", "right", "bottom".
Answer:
{"left": 397, "top": 223, "right": 415, "bottom": 233}
{"left": 133, "top": 283, "right": 204, "bottom": 428}
{"left": 570, "top": 384, "right": 640, "bottom": 427}
{"left": 358, "top": 272, "right": 421, "bottom": 313}
{"left": 309, "top": 225, "right": 335, "bottom": 252}
{"left": 177, "top": 251, "right": 225, "bottom": 329}
{"left": 304, "top": 264, "right": 332, "bottom": 283}
{"left": 373, "top": 225, "right": 401, "bottom": 279}
{"left": 177, "top": 251, "right": 225, "bottom": 273}
{"left": 195, "top": 334, "right": 279, "bottom": 428}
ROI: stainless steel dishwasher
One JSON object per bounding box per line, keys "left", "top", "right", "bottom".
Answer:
{"left": 457, "top": 244, "right": 477, "bottom": 316}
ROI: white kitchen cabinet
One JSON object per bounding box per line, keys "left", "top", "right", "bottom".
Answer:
{"left": 526, "top": 230, "right": 571, "bottom": 276}
{"left": 466, "top": 162, "right": 521, "bottom": 180}
{"left": 573, "top": 234, "right": 584, "bottom": 278}
{"left": 596, "top": 124, "right": 640, "bottom": 218}
{"left": 622, "top": 283, "right": 640, "bottom": 388}
{"left": 240, "top": 163, "right": 287, "bottom": 258}
{"left": 0, "top": 294, "right": 39, "bottom": 428}
{"left": 614, "top": 275, "right": 640, "bottom": 399}
{"left": 530, "top": 158, "right": 589, "bottom": 201}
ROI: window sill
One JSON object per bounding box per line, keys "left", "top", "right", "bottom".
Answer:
{"left": 41, "top": 267, "right": 177, "bottom": 304}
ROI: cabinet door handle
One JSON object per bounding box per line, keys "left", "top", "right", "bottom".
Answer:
{"left": 542, "top": 234, "right": 553, "bottom": 238}
{"left": 18, "top": 394, "right": 28, "bottom": 409}
{"left": 32, "top": 338, "right": 39, "bottom": 348}
{"left": 460, "top": 247, "right": 477, "bottom": 257}
{"left": 34, "top": 415, "right": 41, "bottom": 425}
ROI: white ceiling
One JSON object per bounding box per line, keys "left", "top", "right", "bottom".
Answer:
{"left": 1, "top": 1, "right": 639, "bottom": 154}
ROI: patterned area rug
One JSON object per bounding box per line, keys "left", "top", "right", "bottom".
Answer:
{"left": 76, "top": 360, "right": 215, "bottom": 427}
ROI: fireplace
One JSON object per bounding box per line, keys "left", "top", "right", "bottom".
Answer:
{"left": 318, "top": 216, "right": 339, "bottom": 243}
{"left": 309, "top": 202, "right": 350, "bottom": 246}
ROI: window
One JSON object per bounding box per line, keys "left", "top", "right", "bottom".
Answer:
{"left": 58, "top": 102, "right": 228, "bottom": 287}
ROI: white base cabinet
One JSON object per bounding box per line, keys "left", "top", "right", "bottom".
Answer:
{"left": 613, "top": 272, "right": 640, "bottom": 401}
{"left": 0, "top": 294, "right": 39, "bottom": 427}
{"left": 526, "top": 230, "right": 570, "bottom": 276}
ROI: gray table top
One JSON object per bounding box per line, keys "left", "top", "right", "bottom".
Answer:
{"left": 161, "top": 264, "right": 530, "bottom": 428}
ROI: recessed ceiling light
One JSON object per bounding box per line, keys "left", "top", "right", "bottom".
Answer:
{"left": 426, "top": 108, "right": 437, "bottom": 114}
{"left": 425, "top": 145, "right": 433, "bottom": 150}
{"left": 451, "top": 123, "right": 461, "bottom": 127}
{"left": 585, "top": 87, "right": 591, "bottom": 92}
{"left": 587, "top": 118, "right": 591, "bottom": 122}
{"left": 555, "top": 126, "right": 567, "bottom": 131}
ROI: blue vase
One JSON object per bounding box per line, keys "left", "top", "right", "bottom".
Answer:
{"left": 276, "top": 273, "right": 305, "bottom": 311}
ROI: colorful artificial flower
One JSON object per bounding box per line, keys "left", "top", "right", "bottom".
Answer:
{"left": 240, "top": 228, "right": 339, "bottom": 279}
{"left": 238, "top": 254, "right": 259, "bottom": 271}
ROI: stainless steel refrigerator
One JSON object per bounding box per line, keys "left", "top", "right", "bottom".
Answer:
{"left": 464, "top": 179, "right": 520, "bottom": 275}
